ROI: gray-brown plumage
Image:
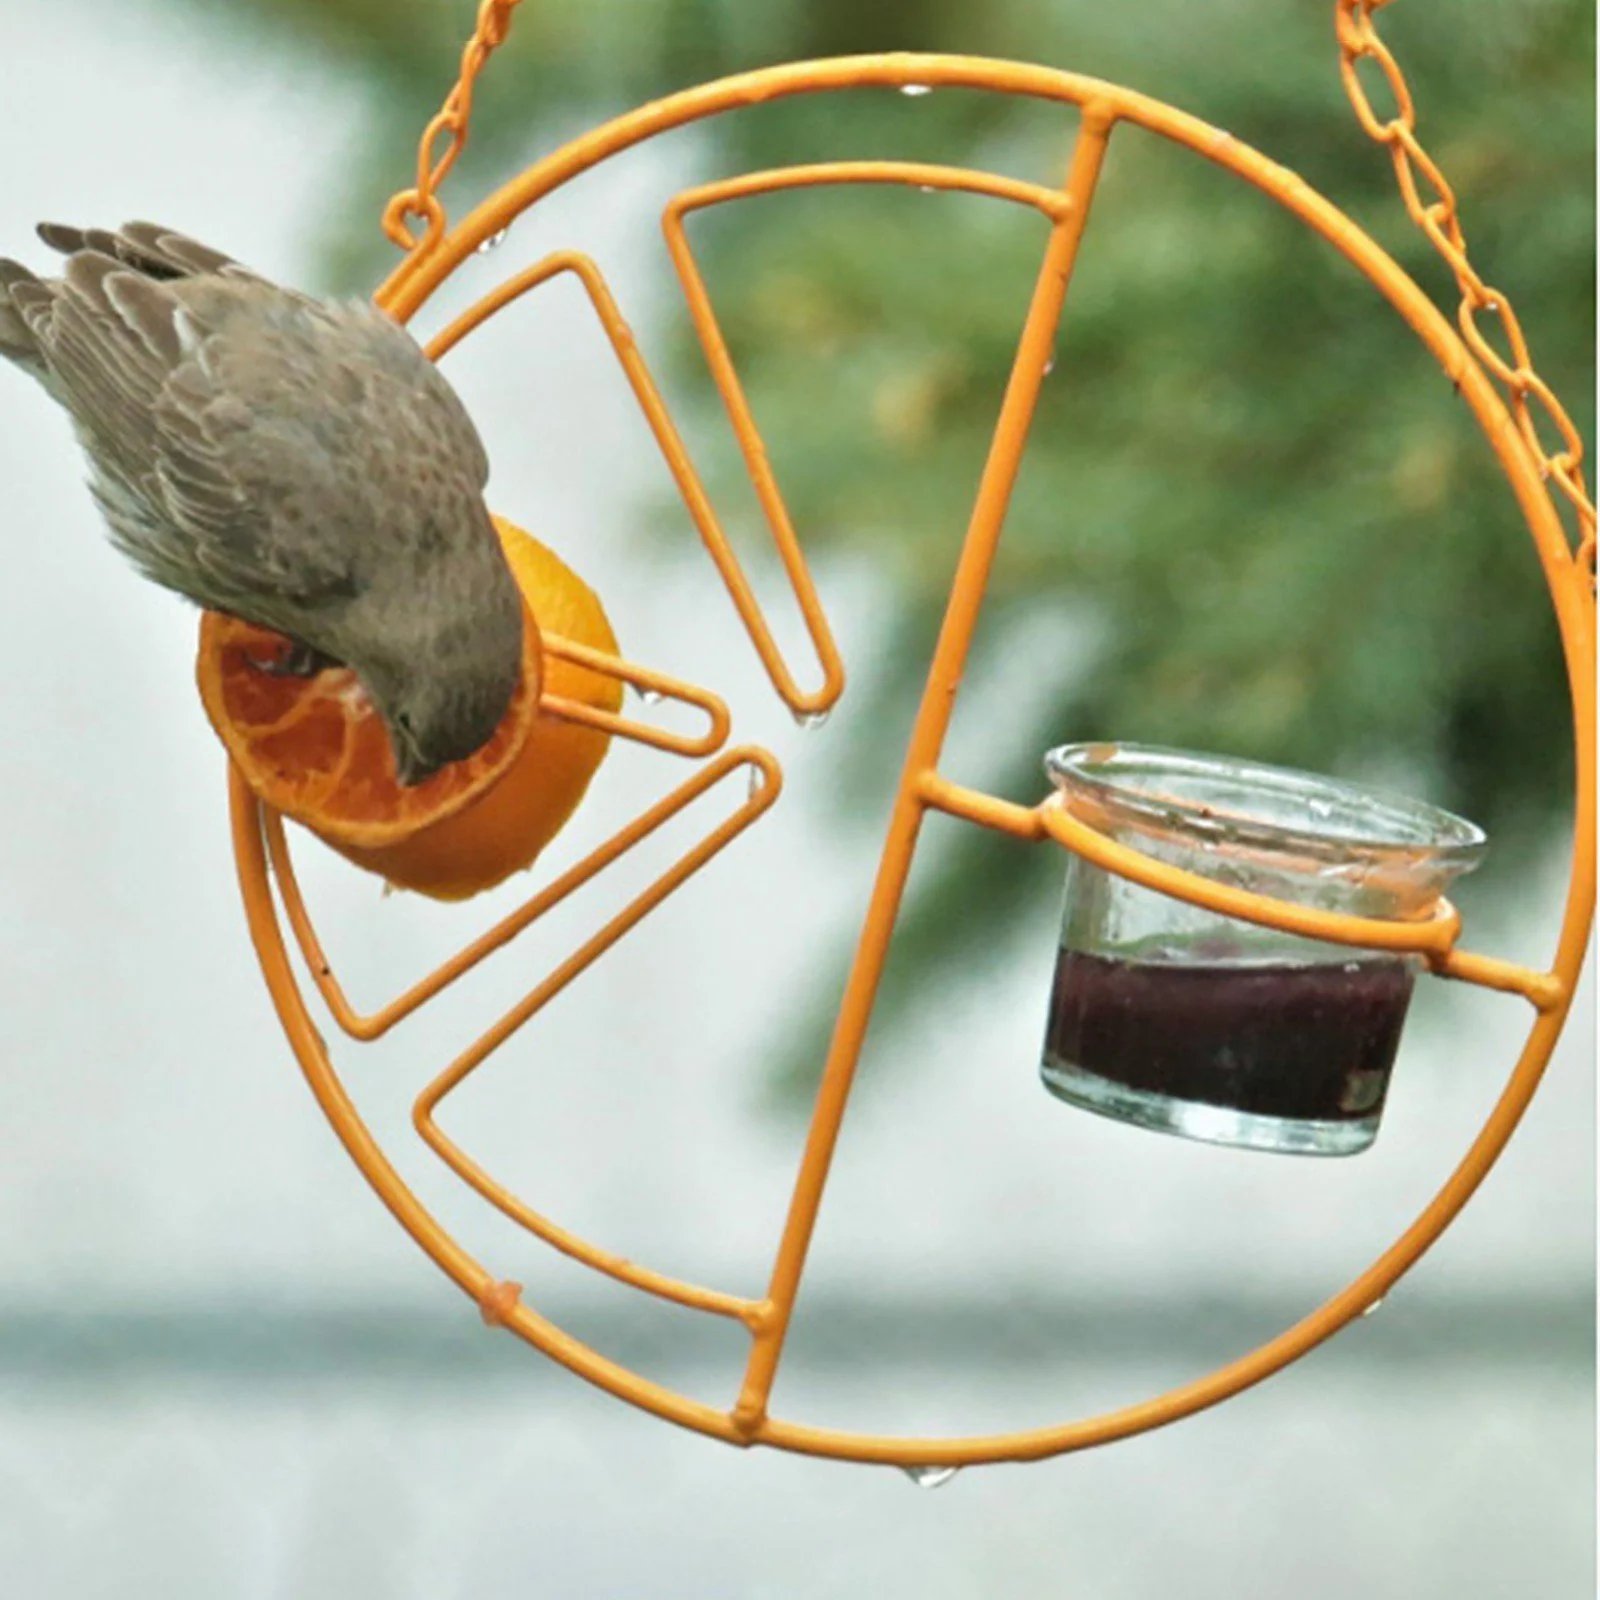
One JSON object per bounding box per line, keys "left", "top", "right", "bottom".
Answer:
{"left": 0, "top": 221, "right": 524, "bottom": 785}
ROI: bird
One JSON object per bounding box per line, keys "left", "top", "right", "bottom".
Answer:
{"left": 0, "top": 221, "right": 524, "bottom": 786}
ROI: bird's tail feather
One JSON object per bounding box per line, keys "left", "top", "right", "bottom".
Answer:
{"left": 0, "top": 259, "right": 49, "bottom": 382}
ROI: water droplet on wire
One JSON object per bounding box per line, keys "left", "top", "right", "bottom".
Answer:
{"left": 1361, "top": 1297, "right": 1384, "bottom": 1319}
{"left": 476, "top": 227, "right": 510, "bottom": 254}
{"left": 919, "top": 184, "right": 937, "bottom": 195}
{"left": 793, "top": 708, "right": 831, "bottom": 730}
{"left": 636, "top": 686, "right": 664, "bottom": 706}
{"left": 746, "top": 766, "right": 763, "bottom": 800}
{"left": 900, "top": 83, "right": 933, "bottom": 97}
{"left": 902, "top": 1466, "right": 959, "bottom": 1489}
{"left": 1042, "top": 357, "right": 1056, "bottom": 376}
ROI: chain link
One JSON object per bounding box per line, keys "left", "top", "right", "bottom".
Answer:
{"left": 1336, "top": 0, "right": 1596, "bottom": 577}
{"left": 382, "top": 0, "right": 526, "bottom": 254}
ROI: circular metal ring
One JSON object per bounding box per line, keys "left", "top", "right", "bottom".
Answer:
{"left": 234, "top": 53, "right": 1594, "bottom": 1465}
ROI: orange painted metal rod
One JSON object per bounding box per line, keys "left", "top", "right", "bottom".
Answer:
{"left": 660, "top": 161, "right": 1064, "bottom": 716}
{"left": 1039, "top": 795, "right": 1464, "bottom": 955}
{"left": 667, "top": 160, "right": 1070, "bottom": 220}
{"left": 732, "top": 106, "right": 1115, "bottom": 1432}
{"left": 406, "top": 748, "right": 783, "bottom": 1322}
{"left": 539, "top": 633, "right": 730, "bottom": 760}
{"left": 918, "top": 773, "right": 1565, "bottom": 1009}
{"left": 411, "top": 745, "right": 783, "bottom": 1110}
{"left": 428, "top": 249, "right": 844, "bottom": 717}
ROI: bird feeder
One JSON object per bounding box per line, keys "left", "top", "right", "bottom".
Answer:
{"left": 224, "top": 0, "right": 1594, "bottom": 1469}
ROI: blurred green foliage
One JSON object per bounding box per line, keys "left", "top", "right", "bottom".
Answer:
{"left": 166, "top": 0, "right": 1593, "bottom": 1092}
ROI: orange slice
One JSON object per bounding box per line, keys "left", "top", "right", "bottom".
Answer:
{"left": 197, "top": 517, "right": 622, "bottom": 900}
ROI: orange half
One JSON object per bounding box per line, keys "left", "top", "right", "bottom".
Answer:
{"left": 198, "top": 518, "right": 622, "bottom": 900}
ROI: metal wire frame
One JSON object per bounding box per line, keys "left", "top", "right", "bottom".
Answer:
{"left": 226, "top": 53, "right": 1594, "bottom": 1466}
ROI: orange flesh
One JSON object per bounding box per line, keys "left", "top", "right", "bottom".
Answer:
{"left": 201, "top": 610, "right": 543, "bottom": 853}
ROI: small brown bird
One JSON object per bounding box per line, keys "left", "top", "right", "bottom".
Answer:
{"left": 0, "top": 221, "right": 523, "bottom": 785}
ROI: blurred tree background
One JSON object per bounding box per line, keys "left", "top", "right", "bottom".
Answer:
{"left": 160, "top": 0, "right": 1594, "bottom": 1088}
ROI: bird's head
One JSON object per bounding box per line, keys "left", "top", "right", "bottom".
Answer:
{"left": 364, "top": 596, "right": 525, "bottom": 788}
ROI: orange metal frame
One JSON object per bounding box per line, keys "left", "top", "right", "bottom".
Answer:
{"left": 225, "top": 46, "right": 1594, "bottom": 1466}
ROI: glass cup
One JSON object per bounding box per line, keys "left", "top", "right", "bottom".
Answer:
{"left": 1039, "top": 743, "right": 1487, "bottom": 1156}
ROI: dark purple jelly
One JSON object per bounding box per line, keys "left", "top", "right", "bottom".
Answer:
{"left": 1042, "top": 950, "right": 1416, "bottom": 1123}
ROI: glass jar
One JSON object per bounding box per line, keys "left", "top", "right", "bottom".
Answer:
{"left": 1039, "top": 743, "right": 1487, "bottom": 1156}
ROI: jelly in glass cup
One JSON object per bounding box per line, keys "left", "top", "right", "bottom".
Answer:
{"left": 1039, "top": 743, "right": 1487, "bottom": 1156}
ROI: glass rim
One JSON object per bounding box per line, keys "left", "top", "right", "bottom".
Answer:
{"left": 1043, "top": 741, "right": 1488, "bottom": 870}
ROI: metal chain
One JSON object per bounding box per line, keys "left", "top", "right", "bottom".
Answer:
{"left": 1336, "top": 0, "right": 1596, "bottom": 576}
{"left": 382, "top": 0, "right": 527, "bottom": 253}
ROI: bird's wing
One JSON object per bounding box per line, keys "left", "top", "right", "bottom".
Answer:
{"left": 20, "top": 227, "right": 494, "bottom": 634}
{"left": 321, "top": 296, "right": 492, "bottom": 492}
{"left": 144, "top": 293, "right": 368, "bottom": 615}
{"left": 161, "top": 294, "right": 493, "bottom": 601}
{"left": 15, "top": 243, "right": 357, "bottom": 614}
